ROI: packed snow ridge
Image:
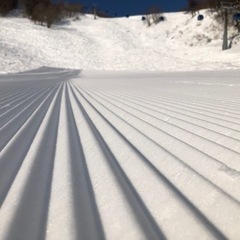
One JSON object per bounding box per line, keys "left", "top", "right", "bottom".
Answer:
{"left": 1, "top": 9, "right": 240, "bottom": 74}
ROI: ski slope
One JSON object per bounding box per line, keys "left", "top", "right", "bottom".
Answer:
{"left": 1, "top": 10, "right": 240, "bottom": 74}
{"left": 0, "top": 67, "right": 240, "bottom": 239}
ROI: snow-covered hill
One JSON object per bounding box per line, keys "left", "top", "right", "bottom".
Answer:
{"left": 1, "top": 10, "right": 240, "bottom": 73}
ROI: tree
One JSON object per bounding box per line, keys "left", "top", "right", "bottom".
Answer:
{"left": 19, "top": 0, "right": 60, "bottom": 28}
{"left": 32, "top": 2, "right": 60, "bottom": 28}
{"left": 60, "top": 3, "right": 84, "bottom": 18}
{"left": 145, "top": 6, "right": 163, "bottom": 26}
{"left": 31, "top": 2, "right": 46, "bottom": 25}
{"left": 0, "top": 0, "right": 18, "bottom": 16}
{"left": 19, "top": 0, "right": 51, "bottom": 17}
{"left": 45, "top": 4, "right": 59, "bottom": 28}
{"left": 187, "top": 0, "right": 199, "bottom": 16}
{"left": 185, "top": 0, "right": 221, "bottom": 15}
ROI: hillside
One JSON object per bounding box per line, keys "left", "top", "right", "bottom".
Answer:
{"left": 1, "top": 10, "right": 240, "bottom": 73}
{"left": 1, "top": 10, "right": 240, "bottom": 240}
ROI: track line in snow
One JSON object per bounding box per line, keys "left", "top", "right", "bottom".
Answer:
{"left": 5, "top": 83, "right": 62, "bottom": 240}
{"left": 117, "top": 91, "right": 240, "bottom": 122}
{"left": 81, "top": 86, "right": 240, "bottom": 162}
{"left": 70, "top": 83, "right": 167, "bottom": 240}
{"left": 96, "top": 89, "right": 240, "bottom": 133}
{"left": 107, "top": 88, "right": 240, "bottom": 115}
{"left": 0, "top": 86, "right": 56, "bottom": 128}
{"left": 71, "top": 83, "right": 231, "bottom": 240}
{"left": 76, "top": 86, "right": 240, "bottom": 202}
{"left": 0, "top": 84, "right": 62, "bottom": 207}
{"left": 65, "top": 84, "right": 105, "bottom": 240}
{"left": 68, "top": 84, "right": 148, "bottom": 240}
{"left": 92, "top": 88, "right": 240, "bottom": 142}
{"left": 0, "top": 86, "right": 59, "bottom": 152}
{"left": 1, "top": 68, "right": 240, "bottom": 240}
{"left": 83, "top": 87, "right": 240, "bottom": 164}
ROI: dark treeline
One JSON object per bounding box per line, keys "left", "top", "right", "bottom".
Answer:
{"left": 186, "top": 0, "right": 240, "bottom": 13}
{"left": 2, "top": 0, "right": 240, "bottom": 28}
{"left": 0, "top": 0, "right": 86, "bottom": 28}
{"left": 0, "top": 0, "right": 116, "bottom": 28}
{"left": 185, "top": 0, "right": 240, "bottom": 30}
{"left": 0, "top": 0, "right": 18, "bottom": 16}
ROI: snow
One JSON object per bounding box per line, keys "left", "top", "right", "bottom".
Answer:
{"left": 0, "top": 67, "right": 240, "bottom": 239}
{"left": 1, "top": 9, "right": 240, "bottom": 240}
{"left": 1, "top": 10, "right": 240, "bottom": 74}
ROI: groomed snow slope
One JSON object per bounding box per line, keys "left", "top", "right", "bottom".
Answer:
{"left": 0, "top": 67, "right": 240, "bottom": 240}
{"left": 1, "top": 10, "right": 240, "bottom": 74}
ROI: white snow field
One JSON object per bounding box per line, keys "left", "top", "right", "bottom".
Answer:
{"left": 0, "top": 67, "right": 240, "bottom": 240}
{"left": 1, "top": 8, "right": 240, "bottom": 240}
{"left": 1, "top": 10, "right": 240, "bottom": 74}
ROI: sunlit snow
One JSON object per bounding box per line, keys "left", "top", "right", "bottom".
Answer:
{"left": 0, "top": 10, "right": 240, "bottom": 240}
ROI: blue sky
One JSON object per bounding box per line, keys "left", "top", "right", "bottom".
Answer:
{"left": 66, "top": 0, "right": 188, "bottom": 16}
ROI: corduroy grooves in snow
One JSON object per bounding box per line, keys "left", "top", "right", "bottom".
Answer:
{"left": 0, "top": 67, "right": 240, "bottom": 239}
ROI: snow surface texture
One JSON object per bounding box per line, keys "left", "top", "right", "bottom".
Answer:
{"left": 1, "top": 10, "right": 240, "bottom": 74}
{"left": 0, "top": 67, "right": 240, "bottom": 239}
